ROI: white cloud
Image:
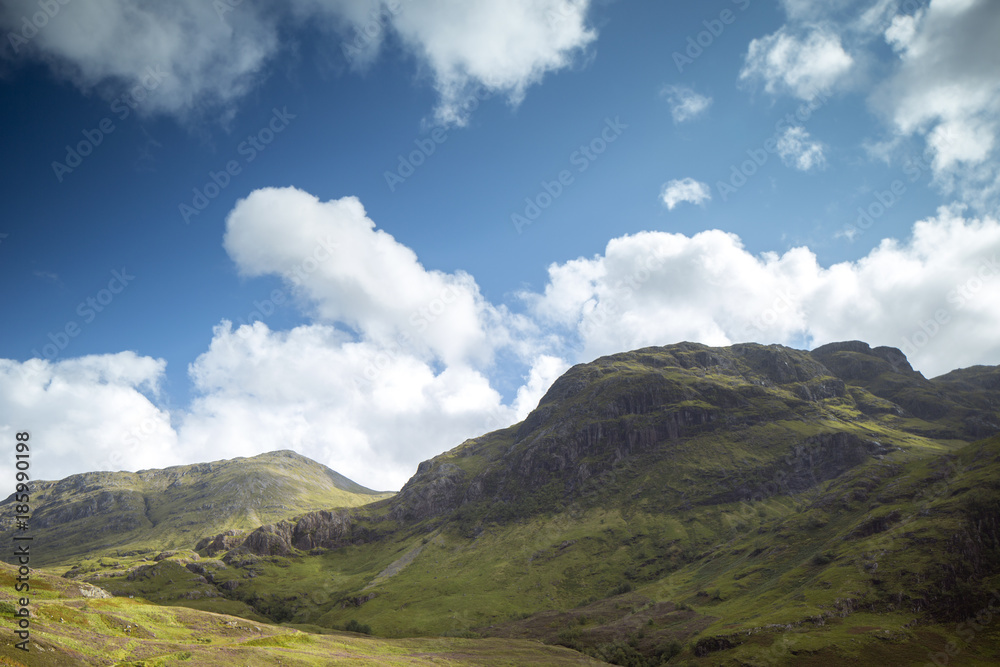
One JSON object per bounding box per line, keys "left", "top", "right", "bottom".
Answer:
{"left": 660, "top": 178, "right": 712, "bottom": 209}
{"left": 6, "top": 195, "right": 1000, "bottom": 493}
{"left": 777, "top": 126, "right": 826, "bottom": 170}
{"left": 223, "top": 186, "right": 517, "bottom": 368}
{"left": 873, "top": 0, "right": 1000, "bottom": 208}
{"left": 512, "top": 355, "right": 570, "bottom": 421}
{"left": 740, "top": 27, "right": 853, "bottom": 101}
{"left": 661, "top": 85, "right": 712, "bottom": 123}
{"left": 0, "top": 353, "right": 182, "bottom": 486}
{"left": 0, "top": 0, "right": 596, "bottom": 125}
{"left": 522, "top": 205, "right": 1000, "bottom": 378}
{"left": 0, "top": 187, "right": 553, "bottom": 492}
{"left": 883, "top": 12, "right": 921, "bottom": 52}
{"left": 387, "top": 0, "right": 598, "bottom": 126}
{"left": 178, "top": 321, "right": 515, "bottom": 490}
{"left": 756, "top": 0, "right": 1000, "bottom": 212}
{"left": 0, "top": 0, "right": 277, "bottom": 120}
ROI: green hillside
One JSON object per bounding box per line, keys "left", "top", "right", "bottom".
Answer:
{"left": 0, "top": 450, "right": 393, "bottom": 566}
{"left": 15, "top": 341, "right": 1000, "bottom": 664}
{"left": 0, "top": 562, "right": 601, "bottom": 666}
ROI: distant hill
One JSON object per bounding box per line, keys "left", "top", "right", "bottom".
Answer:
{"left": 0, "top": 449, "right": 393, "bottom": 566}
{"left": 16, "top": 341, "right": 1000, "bottom": 665}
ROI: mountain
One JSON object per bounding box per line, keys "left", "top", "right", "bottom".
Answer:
{"left": 11, "top": 341, "right": 1000, "bottom": 665}
{"left": 0, "top": 450, "right": 393, "bottom": 566}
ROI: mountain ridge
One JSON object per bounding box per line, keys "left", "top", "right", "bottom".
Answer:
{"left": 0, "top": 449, "right": 393, "bottom": 566}
{"left": 7, "top": 340, "right": 1000, "bottom": 664}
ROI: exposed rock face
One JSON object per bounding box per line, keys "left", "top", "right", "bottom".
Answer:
{"left": 291, "top": 510, "right": 354, "bottom": 550}
{"left": 504, "top": 407, "right": 715, "bottom": 497}
{"left": 30, "top": 488, "right": 149, "bottom": 530}
{"left": 196, "top": 529, "right": 248, "bottom": 556}
{"left": 230, "top": 509, "right": 356, "bottom": 557}
{"left": 72, "top": 582, "right": 112, "bottom": 599}
{"left": 389, "top": 463, "right": 467, "bottom": 523}
{"left": 811, "top": 340, "right": 1000, "bottom": 437}
{"left": 811, "top": 340, "right": 917, "bottom": 377}
{"left": 379, "top": 342, "right": 999, "bottom": 529}
{"left": 0, "top": 448, "right": 389, "bottom": 567}
{"left": 214, "top": 343, "right": 998, "bottom": 560}
{"left": 705, "top": 432, "right": 897, "bottom": 505}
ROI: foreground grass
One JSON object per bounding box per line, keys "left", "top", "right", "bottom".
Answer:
{"left": 0, "top": 567, "right": 602, "bottom": 666}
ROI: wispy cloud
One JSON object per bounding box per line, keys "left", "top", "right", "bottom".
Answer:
{"left": 660, "top": 178, "right": 712, "bottom": 209}
{"left": 660, "top": 85, "right": 712, "bottom": 123}
{"left": 777, "top": 126, "right": 826, "bottom": 170}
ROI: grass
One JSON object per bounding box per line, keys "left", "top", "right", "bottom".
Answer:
{"left": 0, "top": 450, "right": 394, "bottom": 567}
{"left": 0, "top": 562, "right": 604, "bottom": 666}
{"left": 5, "top": 342, "right": 1000, "bottom": 664}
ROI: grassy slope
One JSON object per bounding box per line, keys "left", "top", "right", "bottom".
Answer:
{"left": 19, "top": 342, "right": 1000, "bottom": 664}
{"left": 0, "top": 450, "right": 393, "bottom": 567}
{"left": 0, "top": 563, "right": 602, "bottom": 666}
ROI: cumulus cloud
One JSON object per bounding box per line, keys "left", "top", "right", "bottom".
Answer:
{"left": 873, "top": 0, "right": 1000, "bottom": 207}
{"left": 178, "top": 321, "right": 514, "bottom": 490}
{"left": 740, "top": 26, "right": 853, "bottom": 101}
{"left": 512, "top": 355, "right": 571, "bottom": 421}
{"left": 0, "top": 353, "right": 181, "bottom": 486}
{"left": 0, "top": 0, "right": 596, "bottom": 124}
{"left": 388, "top": 0, "right": 597, "bottom": 125}
{"left": 661, "top": 85, "right": 712, "bottom": 123}
{"left": 223, "top": 186, "right": 517, "bottom": 368}
{"left": 751, "top": 0, "right": 1000, "bottom": 211}
{"left": 777, "top": 126, "right": 826, "bottom": 170}
{"left": 5, "top": 192, "right": 1000, "bottom": 493}
{"left": 0, "top": 187, "right": 556, "bottom": 493}
{"left": 522, "top": 205, "right": 1000, "bottom": 378}
{"left": 660, "top": 178, "right": 712, "bottom": 209}
{"left": 0, "top": 0, "right": 277, "bottom": 119}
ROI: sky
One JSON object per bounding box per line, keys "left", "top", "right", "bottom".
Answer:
{"left": 1, "top": 0, "right": 999, "bottom": 493}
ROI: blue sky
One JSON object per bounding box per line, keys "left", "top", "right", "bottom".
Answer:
{"left": 1, "top": 0, "right": 999, "bottom": 491}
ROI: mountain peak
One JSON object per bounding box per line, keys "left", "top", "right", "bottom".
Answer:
{"left": 0, "top": 450, "right": 393, "bottom": 565}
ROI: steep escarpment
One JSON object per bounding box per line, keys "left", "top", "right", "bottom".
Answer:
{"left": 44, "top": 341, "right": 1000, "bottom": 665}
{"left": 812, "top": 340, "right": 1000, "bottom": 436}
{"left": 377, "top": 342, "right": 915, "bottom": 527}
{"left": 223, "top": 508, "right": 363, "bottom": 559}
{"left": 233, "top": 341, "right": 996, "bottom": 558}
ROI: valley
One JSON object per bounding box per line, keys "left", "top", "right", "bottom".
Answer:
{"left": 3, "top": 341, "right": 1000, "bottom": 665}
